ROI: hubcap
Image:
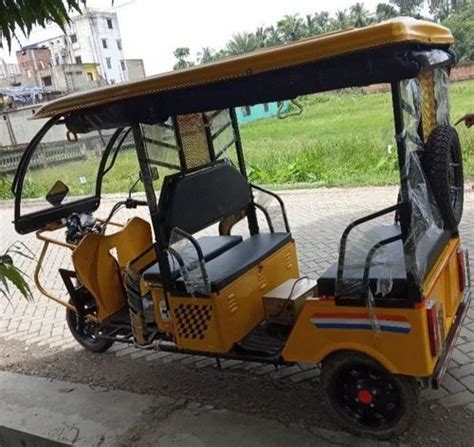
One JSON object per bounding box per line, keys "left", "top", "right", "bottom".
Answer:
{"left": 332, "top": 364, "right": 401, "bottom": 429}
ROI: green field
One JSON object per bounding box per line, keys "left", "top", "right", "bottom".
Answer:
{"left": 1, "top": 80, "right": 473, "bottom": 200}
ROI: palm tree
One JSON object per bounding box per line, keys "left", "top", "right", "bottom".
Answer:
{"left": 226, "top": 32, "right": 259, "bottom": 55}
{"left": 314, "top": 12, "right": 331, "bottom": 33}
{"left": 350, "top": 2, "right": 371, "bottom": 28}
{"left": 334, "top": 10, "right": 350, "bottom": 29}
{"left": 197, "top": 47, "right": 217, "bottom": 64}
{"left": 304, "top": 14, "right": 318, "bottom": 37}
{"left": 1, "top": 0, "right": 82, "bottom": 50}
{"left": 254, "top": 27, "right": 268, "bottom": 49}
{"left": 264, "top": 25, "right": 282, "bottom": 47}
{"left": 276, "top": 14, "right": 305, "bottom": 43}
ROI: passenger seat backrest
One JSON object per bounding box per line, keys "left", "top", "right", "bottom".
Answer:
{"left": 158, "top": 163, "right": 251, "bottom": 240}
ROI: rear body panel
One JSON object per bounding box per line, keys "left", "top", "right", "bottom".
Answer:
{"left": 283, "top": 237, "right": 467, "bottom": 377}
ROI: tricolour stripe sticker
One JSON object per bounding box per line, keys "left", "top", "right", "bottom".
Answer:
{"left": 310, "top": 313, "right": 411, "bottom": 334}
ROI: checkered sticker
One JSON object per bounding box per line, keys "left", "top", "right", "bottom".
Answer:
{"left": 174, "top": 303, "right": 212, "bottom": 340}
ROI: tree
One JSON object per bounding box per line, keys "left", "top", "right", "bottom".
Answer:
{"left": 442, "top": 5, "right": 474, "bottom": 62}
{"left": 0, "top": 0, "right": 82, "bottom": 50}
{"left": 428, "top": 0, "right": 469, "bottom": 21}
{"left": 350, "top": 3, "right": 371, "bottom": 27}
{"left": 334, "top": 10, "right": 350, "bottom": 29}
{"left": 276, "top": 14, "right": 305, "bottom": 43}
{"left": 375, "top": 3, "right": 399, "bottom": 21}
{"left": 264, "top": 25, "right": 282, "bottom": 47}
{"left": 226, "top": 32, "right": 259, "bottom": 55}
{"left": 197, "top": 47, "right": 217, "bottom": 64}
{"left": 173, "top": 47, "right": 194, "bottom": 70}
{"left": 389, "top": 0, "right": 424, "bottom": 16}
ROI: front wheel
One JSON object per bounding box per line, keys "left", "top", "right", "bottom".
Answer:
{"left": 320, "top": 351, "right": 419, "bottom": 439}
{"left": 66, "top": 300, "right": 114, "bottom": 353}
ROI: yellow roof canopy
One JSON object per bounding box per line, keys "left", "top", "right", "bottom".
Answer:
{"left": 36, "top": 18, "right": 454, "bottom": 121}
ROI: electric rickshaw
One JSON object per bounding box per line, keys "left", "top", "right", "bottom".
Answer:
{"left": 11, "top": 18, "right": 471, "bottom": 439}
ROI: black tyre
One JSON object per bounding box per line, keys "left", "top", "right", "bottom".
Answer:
{"left": 422, "top": 125, "right": 464, "bottom": 231}
{"left": 66, "top": 299, "right": 114, "bottom": 353}
{"left": 320, "top": 351, "right": 420, "bottom": 439}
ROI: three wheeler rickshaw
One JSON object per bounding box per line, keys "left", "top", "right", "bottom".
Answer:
{"left": 11, "top": 18, "right": 471, "bottom": 439}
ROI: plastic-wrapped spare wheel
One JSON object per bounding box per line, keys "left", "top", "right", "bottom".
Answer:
{"left": 422, "top": 125, "right": 464, "bottom": 231}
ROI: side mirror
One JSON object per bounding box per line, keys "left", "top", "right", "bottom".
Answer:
{"left": 46, "top": 180, "right": 69, "bottom": 207}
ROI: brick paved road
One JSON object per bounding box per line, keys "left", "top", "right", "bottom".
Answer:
{"left": 1, "top": 185, "right": 473, "bottom": 410}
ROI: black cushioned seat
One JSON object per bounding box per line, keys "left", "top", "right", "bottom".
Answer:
{"left": 142, "top": 235, "right": 242, "bottom": 282}
{"left": 317, "top": 224, "right": 451, "bottom": 298}
{"left": 176, "top": 232, "right": 292, "bottom": 292}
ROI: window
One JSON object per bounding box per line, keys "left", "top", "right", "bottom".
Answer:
{"left": 110, "top": 79, "right": 116, "bottom": 85}
{"left": 42, "top": 76, "right": 52, "bottom": 87}
{"left": 263, "top": 103, "right": 269, "bottom": 112}
{"left": 70, "top": 34, "right": 77, "bottom": 44}
{"left": 106, "top": 18, "right": 113, "bottom": 29}
{"left": 242, "top": 105, "right": 251, "bottom": 117}
{"left": 55, "top": 56, "right": 60, "bottom": 65}
{"left": 102, "top": 39, "right": 108, "bottom": 49}
{"left": 75, "top": 55, "right": 82, "bottom": 64}
{"left": 87, "top": 72, "right": 94, "bottom": 81}
{"left": 120, "top": 60, "right": 126, "bottom": 71}
{"left": 116, "top": 40, "right": 122, "bottom": 50}
{"left": 105, "top": 57, "right": 112, "bottom": 69}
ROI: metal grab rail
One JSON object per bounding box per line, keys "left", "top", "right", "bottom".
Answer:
{"left": 169, "top": 227, "right": 211, "bottom": 295}
{"left": 335, "top": 203, "right": 400, "bottom": 298}
{"left": 250, "top": 183, "right": 290, "bottom": 233}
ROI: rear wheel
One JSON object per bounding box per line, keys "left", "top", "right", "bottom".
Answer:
{"left": 320, "top": 351, "right": 419, "bottom": 439}
{"left": 66, "top": 299, "right": 114, "bottom": 353}
{"left": 422, "top": 125, "right": 464, "bottom": 231}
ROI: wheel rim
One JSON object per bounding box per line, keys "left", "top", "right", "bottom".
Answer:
{"left": 331, "top": 364, "right": 403, "bottom": 429}
{"left": 448, "top": 142, "right": 463, "bottom": 214}
{"left": 70, "top": 302, "right": 103, "bottom": 345}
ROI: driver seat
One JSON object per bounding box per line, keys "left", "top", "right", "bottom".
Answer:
{"left": 72, "top": 217, "right": 152, "bottom": 321}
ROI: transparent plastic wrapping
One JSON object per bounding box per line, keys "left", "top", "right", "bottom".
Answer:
{"left": 142, "top": 121, "right": 181, "bottom": 170}
{"left": 434, "top": 67, "right": 450, "bottom": 126}
{"left": 335, "top": 215, "right": 403, "bottom": 298}
{"left": 205, "top": 109, "right": 236, "bottom": 161}
{"left": 335, "top": 75, "right": 445, "bottom": 300}
{"left": 169, "top": 228, "right": 211, "bottom": 296}
{"left": 400, "top": 77, "right": 443, "bottom": 284}
{"left": 251, "top": 186, "right": 289, "bottom": 233}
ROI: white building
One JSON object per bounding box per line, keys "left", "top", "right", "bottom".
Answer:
{"left": 0, "top": 58, "right": 21, "bottom": 80}
{"left": 39, "top": 10, "right": 128, "bottom": 85}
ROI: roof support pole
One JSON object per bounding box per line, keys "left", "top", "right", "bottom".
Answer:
{"left": 390, "top": 81, "right": 422, "bottom": 303}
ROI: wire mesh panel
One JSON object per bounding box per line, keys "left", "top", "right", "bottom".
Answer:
{"left": 176, "top": 114, "right": 211, "bottom": 169}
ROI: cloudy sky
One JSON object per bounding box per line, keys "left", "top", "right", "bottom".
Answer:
{"left": 1, "top": 0, "right": 382, "bottom": 75}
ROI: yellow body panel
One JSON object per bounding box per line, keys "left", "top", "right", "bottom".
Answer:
{"left": 283, "top": 237, "right": 464, "bottom": 377}
{"left": 72, "top": 217, "right": 152, "bottom": 320}
{"left": 167, "top": 241, "right": 299, "bottom": 353}
{"left": 35, "top": 18, "right": 452, "bottom": 119}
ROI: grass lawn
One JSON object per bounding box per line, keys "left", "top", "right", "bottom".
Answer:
{"left": 1, "top": 80, "right": 473, "bottom": 200}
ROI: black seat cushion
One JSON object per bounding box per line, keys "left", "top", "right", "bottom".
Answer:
{"left": 176, "top": 232, "right": 292, "bottom": 292}
{"left": 142, "top": 235, "right": 242, "bottom": 282}
{"left": 317, "top": 224, "right": 451, "bottom": 298}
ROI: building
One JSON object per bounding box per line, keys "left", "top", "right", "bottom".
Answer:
{"left": 0, "top": 59, "right": 21, "bottom": 82}
{"left": 16, "top": 45, "right": 53, "bottom": 86}
{"left": 236, "top": 101, "right": 290, "bottom": 124}
{"left": 125, "top": 59, "right": 146, "bottom": 81}
{"left": 61, "top": 10, "right": 127, "bottom": 84}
